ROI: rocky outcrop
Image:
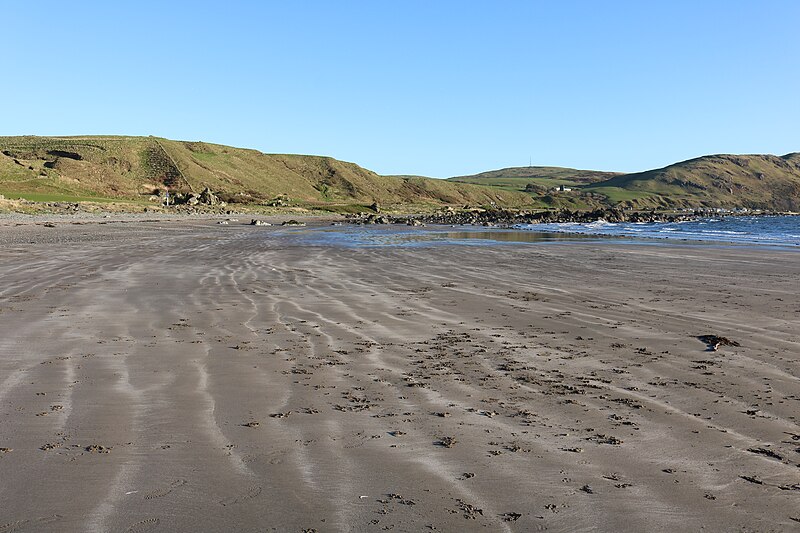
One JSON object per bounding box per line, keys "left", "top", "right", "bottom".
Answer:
{"left": 346, "top": 207, "right": 698, "bottom": 227}
{"left": 172, "top": 188, "right": 224, "bottom": 207}
{"left": 199, "top": 188, "right": 219, "bottom": 205}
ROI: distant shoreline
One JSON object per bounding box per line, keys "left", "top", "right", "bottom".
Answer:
{"left": 346, "top": 207, "right": 800, "bottom": 227}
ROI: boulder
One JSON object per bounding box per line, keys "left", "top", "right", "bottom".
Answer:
{"left": 268, "top": 194, "right": 290, "bottom": 207}
{"left": 199, "top": 187, "right": 219, "bottom": 205}
{"left": 365, "top": 214, "right": 389, "bottom": 224}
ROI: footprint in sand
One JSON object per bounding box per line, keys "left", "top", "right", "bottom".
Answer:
{"left": 143, "top": 479, "right": 187, "bottom": 500}
{"left": 219, "top": 485, "right": 262, "bottom": 506}
{"left": 0, "top": 520, "right": 30, "bottom": 533}
{"left": 125, "top": 517, "right": 160, "bottom": 532}
{"left": 0, "top": 515, "right": 62, "bottom": 533}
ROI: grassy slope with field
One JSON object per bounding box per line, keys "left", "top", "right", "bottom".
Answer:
{"left": 449, "top": 155, "right": 800, "bottom": 210}
{"left": 0, "top": 136, "right": 531, "bottom": 209}
{"left": 450, "top": 166, "right": 620, "bottom": 189}
{"left": 589, "top": 153, "right": 800, "bottom": 210}
{"left": 448, "top": 166, "right": 622, "bottom": 210}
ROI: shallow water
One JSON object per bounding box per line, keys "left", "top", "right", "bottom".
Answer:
{"left": 275, "top": 215, "right": 800, "bottom": 249}
{"left": 281, "top": 225, "right": 606, "bottom": 248}
{"left": 516, "top": 215, "right": 800, "bottom": 247}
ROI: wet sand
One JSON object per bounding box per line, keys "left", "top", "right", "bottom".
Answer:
{"left": 0, "top": 220, "right": 798, "bottom": 532}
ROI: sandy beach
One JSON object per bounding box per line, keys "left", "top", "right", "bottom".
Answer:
{"left": 0, "top": 218, "right": 798, "bottom": 532}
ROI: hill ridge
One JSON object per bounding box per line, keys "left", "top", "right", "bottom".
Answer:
{"left": 0, "top": 135, "right": 531, "bottom": 208}
{"left": 1, "top": 135, "right": 798, "bottom": 210}
{"left": 593, "top": 152, "right": 800, "bottom": 210}
{"left": 448, "top": 153, "right": 800, "bottom": 210}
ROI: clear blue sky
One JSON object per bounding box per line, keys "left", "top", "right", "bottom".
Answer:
{"left": 2, "top": 1, "right": 798, "bottom": 177}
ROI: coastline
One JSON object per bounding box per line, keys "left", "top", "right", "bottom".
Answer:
{"left": 346, "top": 207, "right": 800, "bottom": 227}
{"left": 0, "top": 221, "right": 798, "bottom": 531}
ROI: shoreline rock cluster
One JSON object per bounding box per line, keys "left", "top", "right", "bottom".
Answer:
{"left": 347, "top": 208, "right": 701, "bottom": 227}
{"left": 163, "top": 187, "right": 224, "bottom": 207}
{"left": 346, "top": 207, "right": 798, "bottom": 227}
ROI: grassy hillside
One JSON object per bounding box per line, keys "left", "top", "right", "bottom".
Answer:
{"left": 450, "top": 166, "right": 620, "bottom": 189}
{"left": 448, "top": 166, "right": 621, "bottom": 209}
{"left": 2, "top": 136, "right": 797, "bottom": 211}
{"left": 590, "top": 153, "right": 800, "bottom": 210}
{"left": 0, "top": 136, "right": 532, "bottom": 209}
{"left": 448, "top": 156, "right": 800, "bottom": 210}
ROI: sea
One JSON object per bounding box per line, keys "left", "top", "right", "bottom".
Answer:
{"left": 515, "top": 215, "right": 800, "bottom": 247}
{"left": 280, "top": 215, "right": 800, "bottom": 248}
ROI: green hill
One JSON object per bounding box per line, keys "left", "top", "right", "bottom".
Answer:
{"left": 448, "top": 156, "right": 800, "bottom": 211}
{"left": 448, "top": 166, "right": 623, "bottom": 210}
{"left": 2, "top": 136, "right": 798, "bottom": 212}
{"left": 588, "top": 153, "right": 800, "bottom": 210}
{"left": 449, "top": 166, "right": 619, "bottom": 192}
{"left": 0, "top": 135, "right": 531, "bottom": 209}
